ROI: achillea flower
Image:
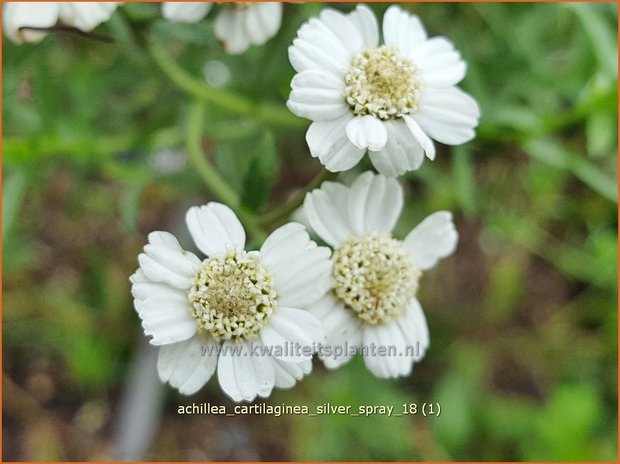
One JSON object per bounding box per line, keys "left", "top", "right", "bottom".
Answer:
{"left": 303, "top": 172, "right": 458, "bottom": 378}
{"left": 287, "top": 4, "right": 480, "bottom": 176}
{"left": 3, "top": 2, "right": 119, "bottom": 43}
{"left": 131, "top": 202, "right": 330, "bottom": 401}
{"left": 162, "top": 2, "right": 282, "bottom": 55}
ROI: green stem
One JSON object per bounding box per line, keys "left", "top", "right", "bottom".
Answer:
{"left": 149, "top": 41, "right": 306, "bottom": 130}
{"left": 259, "top": 169, "right": 334, "bottom": 227}
{"left": 186, "top": 102, "right": 267, "bottom": 242}
{"left": 186, "top": 102, "right": 239, "bottom": 207}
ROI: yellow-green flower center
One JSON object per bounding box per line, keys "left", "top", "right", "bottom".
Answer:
{"left": 345, "top": 45, "right": 421, "bottom": 120}
{"left": 332, "top": 232, "right": 421, "bottom": 324}
{"left": 189, "top": 249, "right": 277, "bottom": 342}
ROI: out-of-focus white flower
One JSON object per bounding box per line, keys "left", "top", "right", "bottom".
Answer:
{"left": 213, "top": 3, "right": 282, "bottom": 55}
{"left": 287, "top": 4, "right": 480, "bottom": 177}
{"left": 149, "top": 148, "right": 187, "bottom": 175}
{"left": 3, "top": 2, "right": 119, "bottom": 44}
{"left": 162, "top": 2, "right": 212, "bottom": 23}
{"left": 203, "top": 60, "right": 231, "bottom": 87}
{"left": 162, "top": 2, "right": 283, "bottom": 55}
{"left": 303, "top": 171, "right": 458, "bottom": 378}
{"left": 130, "top": 202, "right": 331, "bottom": 401}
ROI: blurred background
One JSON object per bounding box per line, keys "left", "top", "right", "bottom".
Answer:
{"left": 3, "top": 2, "right": 618, "bottom": 461}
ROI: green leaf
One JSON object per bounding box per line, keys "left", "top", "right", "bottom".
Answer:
{"left": 524, "top": 138, "right": 617, "bottom": 203}
{"left": 546, "top": 227, "right": 618, "bottom": 290}
{"left": 451, "top": 145, "right": 476, "bottom": 216}
{"left": 527, "top": 383, "right": 603, "bottom": 460}
{"left": 586, "top": 110, "right": 616, "bottom": 157}
{"left": 106, "top": 12, "right": 150, "bottom": 66}
{"left": 241, "top": 130, "right": 278, "bottom": 212}
{"left": 432, "top": 345, "right": 486, "bottom": 454}
{"left": 432, "top": 371, "right": 475, "bottom": 452}
{"left": 150, "top": 19, "right": 216, "bottom": 47}
{"left": 294, "top": 358, "right": 416, "bottom": 461}
{"left": 484, "top": 252, "right": 527, "bottom": 322}
{"left": 120, "top": 183, "right": 145, "bottom": 233}
{"left": 121, "top": 2, "right": 159, "bottom": 21}
{"left": 215, "top": 137, "right": 254, "bottom": 191}
{"left": 2, "top": 170, "right": 27, "bottom": 242}
{"left": 567, "top": 3, "right": 618, "bottom": 79}
{"left": 70, "top": 335, "right": 117, "bottom": 388}
{"left": 483, "top": 395, "right": 537, "bottom": 441}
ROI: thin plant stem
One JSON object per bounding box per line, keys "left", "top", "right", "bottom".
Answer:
{"left": 186, "top": 102, "right": 267, "bottom": 243}
{"left": 149, "top": 41, "right": 306, "bottom": 130}
{"left": 259, "top": 169, "right": 335, "bottom": 227}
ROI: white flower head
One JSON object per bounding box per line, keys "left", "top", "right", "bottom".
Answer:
{"left": 3, "top": 2, "right": 119, "bottom": 44}
{"left": 162, "top": 2, "right": 213, "bottom": 24}
{"left": 287, "top": 4, "right": 480, "bottom": 177}
{"left": 303, "top": 171, "right": 458, "bottom": 378}
{"left": 162, "top": 2, "right": 283, "bottom": 55}
{"left": 131, "top": 202, "right": 331, "bottom": 402}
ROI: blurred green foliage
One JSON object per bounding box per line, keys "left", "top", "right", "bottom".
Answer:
{"left": 3, "top": 2, "right": 617, "bottom": 461}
